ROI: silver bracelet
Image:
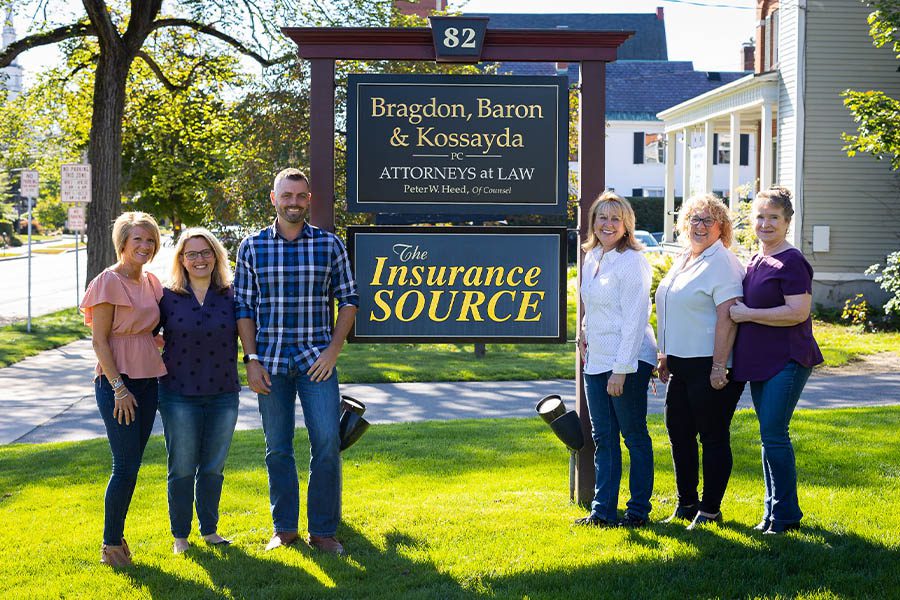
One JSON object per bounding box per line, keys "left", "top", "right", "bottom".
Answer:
{"left": 110, "top": 376, "right": 124, "bottom": 389}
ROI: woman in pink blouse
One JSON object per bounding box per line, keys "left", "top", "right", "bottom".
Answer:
{"left": 80, "top": 212, "right": 166, "bottom": 567}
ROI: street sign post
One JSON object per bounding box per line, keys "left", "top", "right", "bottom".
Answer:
{"left": 60, "top": 164, "right": 92, "bottom": 203}
{"left": 19, "top": 170, "right": 39, "bottom": 333}
{"left": 61, "top": 164, "right": 90, "bottom": 307}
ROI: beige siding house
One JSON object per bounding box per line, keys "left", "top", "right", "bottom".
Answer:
{"left": 657, "top": 0, "right": 900, "bottom": 307}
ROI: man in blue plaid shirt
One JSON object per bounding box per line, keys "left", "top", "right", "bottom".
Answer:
{"left": 235, "top": 168, "right": 358, "bottom": 555}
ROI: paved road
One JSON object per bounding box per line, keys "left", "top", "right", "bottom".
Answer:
{"left": 2, "top": 339, "right": 898, "bottom": 445}
{"left": 0, "top": 238, "right": 175, "bottom": 323}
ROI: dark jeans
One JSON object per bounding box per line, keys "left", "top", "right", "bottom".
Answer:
{"left": 751, "top": 360, "right": 811, "bottom": 526}
{"left": 664, "top": 356, "right": 745, "bottom": 515}
{"left": 158, "top": 385, "right": 239, "bottom": 538}
{"left": 258, "top": 363, "right": 342, "bottom": 537}
{"left": 583, "top": 362, "right": 654, "bottom": 521}
{"left": 95, "top": 374, "right": 158, "bottom": 545}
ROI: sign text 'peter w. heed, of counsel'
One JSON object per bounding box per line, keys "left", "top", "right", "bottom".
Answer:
{"left": 347, "top": 74, "right": 568, "bottom": 215}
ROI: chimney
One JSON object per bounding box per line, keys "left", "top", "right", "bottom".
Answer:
{"left": 742, "top": 42, "right": 755, "bottom": 71}
{"left": 656, "top": 7, "right": 664, "bottom": 20}
{"left": 394, "top": 0, "right": 445, "bottom": 18}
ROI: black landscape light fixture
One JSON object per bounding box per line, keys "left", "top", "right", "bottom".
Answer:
{"left": 536, "top": 394, "right": 584, "bottom": 452}
{"left": 536, "top": 394, "right": 585, "bottom": 501}
{"left": 339, "top": 395, "right": 370, "bottom": 452}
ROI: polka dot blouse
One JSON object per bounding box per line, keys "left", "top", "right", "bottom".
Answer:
{"left": 158, "top": 285, "right": 240, "bottom": 396}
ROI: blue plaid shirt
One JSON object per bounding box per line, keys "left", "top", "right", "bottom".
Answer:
{"left": 234, "top": 221, "right": 359, "bottom": 375}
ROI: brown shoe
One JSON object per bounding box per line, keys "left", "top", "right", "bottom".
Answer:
{"left": 265, "top": 531, "right": 299, "bottom": 551}
{"left": 307, "top": 535, "right": 344, "bottom": 555}
{"left": 100, "top": 543, "right": 133, "bottom": 567}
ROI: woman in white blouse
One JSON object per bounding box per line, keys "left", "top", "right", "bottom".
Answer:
{"left": 576, "top": 192, "right": 658, "bottom": 528}
{"left": 655, "top": 193, "right": 746, "bottom": 530}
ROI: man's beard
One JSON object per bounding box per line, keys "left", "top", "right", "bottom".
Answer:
{"left": 277, "top": 206, "right": 306, "bottom": 223}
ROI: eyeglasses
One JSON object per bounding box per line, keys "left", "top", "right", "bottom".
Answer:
{"left": 183, "top": 249, "right": 214, "bottom": 260}
{"left": 688, "top": 216, "right": 716, "bottom": 227}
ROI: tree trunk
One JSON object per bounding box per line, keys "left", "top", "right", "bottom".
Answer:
{"left": 85, "top": 50, "right": 131, "bottom": 284}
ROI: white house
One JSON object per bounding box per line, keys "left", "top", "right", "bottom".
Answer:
{"left": 657, "top": 0, "right": 900, "bottom": 306}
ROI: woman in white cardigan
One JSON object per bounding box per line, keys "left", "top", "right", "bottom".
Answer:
{"left": 576, "top": 191, "right": 658, "bottom": 528}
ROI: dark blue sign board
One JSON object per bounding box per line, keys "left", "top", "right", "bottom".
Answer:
{"left": 346, "top": 74, "right": 568, "bottom": 215}
{"left": 348, "top": 226, "right": 566, "bottom": 343}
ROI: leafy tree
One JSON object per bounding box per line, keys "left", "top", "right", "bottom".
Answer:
{"left": 0, "top": 0, "right": 290, "bottom": 282}
{"left": 842, "top": 0, "right": 900, "bottom": 169}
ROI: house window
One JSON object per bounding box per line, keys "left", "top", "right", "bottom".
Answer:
{"left": 717, "top": 134, "right": 732, "bottom": 164}
{"left": 712, "top": 133, "right": 750, "bottom": 166}
{"left": 643, "top": 187, "right": 663, "bottom": 198}
{"left": 633, "top": 132, "right": 665, "bottom": 164}
{"left": 770, "top": 9, "right": 779, "bottom": 67}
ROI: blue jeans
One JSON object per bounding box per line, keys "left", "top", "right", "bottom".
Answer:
{"left": 258, "top": 364, "right": 341, "bottom": 537}
{"left": 750, "top": 360, "right": 811, "bottom": 526}
{"left": 158, "top": 385, "right": 239, "bottom": 538}
{"left": 583, "top": 362, "right": 654, "bottom": 521}
{"left": 95, "top": 375, "right": 158, "bottom": 545}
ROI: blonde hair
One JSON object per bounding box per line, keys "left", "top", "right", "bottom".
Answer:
{"left": 112, "top": 211, "right": 161, "bottom": 261}
{"left": 167, "top": 227, "right": 233, "bottom": 295}
{"left": 677, "top": 193, "right": 734, "bottom": 248}
{"left": 581, "top": 191, "right": 644, "bottom": 253}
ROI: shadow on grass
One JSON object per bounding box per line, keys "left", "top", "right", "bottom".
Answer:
{"left": 182, "top": 526, "right": 469, "bottom": 600}
{"left": 492, "top": 522, "right": 900, "bottom": 599}
{"left": 112, "top": 522, "right": 899, "bottom": 599}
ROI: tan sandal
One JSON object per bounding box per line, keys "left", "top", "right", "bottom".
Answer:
{"left": 100, "top": 543, "right": 132, "bottom": 567}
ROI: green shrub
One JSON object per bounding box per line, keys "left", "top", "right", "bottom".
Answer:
{"left": 627, "top": 196, "right": 683, "bottom": 233}
{"left": 866, "top": 250, "right": 900, "bottom": 317}
{"left": 647, "top": 252, "right": 674, "bottom": 300}
{"left": 34, "top": 198, "right": 67, "bottom": 231}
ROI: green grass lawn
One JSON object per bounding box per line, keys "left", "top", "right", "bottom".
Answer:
{"left": 1, "top": 407, "right": 898, "bottom": 599}
{"left": 0, "top": 308, "right": 89, "bottom": 368}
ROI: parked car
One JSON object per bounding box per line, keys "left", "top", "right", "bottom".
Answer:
{"left": 650, "top": 231, "right": 663, "bottom": 243}
{"left": 635, "top": 230, "right": 663, "bottom": 254}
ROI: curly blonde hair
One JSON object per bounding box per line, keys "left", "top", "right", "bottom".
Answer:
{"left": 581, "top": 191, "right": 644, "bottom": 253}
{"left": 677, "top": 193, "right": 734, "bottom": 249}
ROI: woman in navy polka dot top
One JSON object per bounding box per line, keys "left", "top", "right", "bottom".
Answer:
{"left": 157, "top": 228, "right": 240, "bottom": 554}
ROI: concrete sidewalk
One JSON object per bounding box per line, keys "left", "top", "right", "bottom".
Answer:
{"left": 2, "top": 339, "right": 900, "bottom": 445}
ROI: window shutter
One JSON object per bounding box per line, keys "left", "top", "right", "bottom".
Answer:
{"left": 712, "top": 133, "right": 719, "bottom": 165}
{"left": 740, "top": 134, "right": 750, "bottom": 166}
{"left": 633, "top": 132, "right": 644, "bottom": 164}
{"left": 632, "top": 188, "right": 643, "bottom": 197}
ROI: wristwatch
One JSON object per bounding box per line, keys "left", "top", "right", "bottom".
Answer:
{"left": 243, "top": 353, "right": 260, "bottom": 364}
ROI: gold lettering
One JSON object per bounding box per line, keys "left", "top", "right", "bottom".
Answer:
{"left": 487, "top": 290, "right": 514, "bottom": 322}
{"left": 458, "top": 291, "right": 486, "bottom": 321}
{"left": 396, "top": 290, "right": 426, "bottom": 322}
{"left": 370, "top": 289, "right": 393, "bottom": 322}
{"left": 524, "top": 266, "right": 541, "bottom": 287}
{"left": 515, "top": 291, "right": 544, "bottom": 322}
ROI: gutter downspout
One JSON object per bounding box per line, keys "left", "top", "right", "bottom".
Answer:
{"left": 793, "top": 0, "right": 807, "bottom": 249}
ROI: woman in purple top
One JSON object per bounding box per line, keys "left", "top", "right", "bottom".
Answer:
{"left": 730, "top": 186, "right": 823, "bottom": 535}
{"left": 158, "top": 228, "right": 240, "bottom": 553}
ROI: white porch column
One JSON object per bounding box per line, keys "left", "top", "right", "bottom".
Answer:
{"left": 760, "top": 102, "right": 774, "bottom": 190}
{"left": 729, "top": 111, "right": 741, "bottom": 211}
{"left": 704, "top": 120, "right": 714, "bottom": 193}
{"left": 664, "top": 131, "right": 676, "bottom": 243}
{"left": 681, "top": 128, "right": 691, "bottom": 203}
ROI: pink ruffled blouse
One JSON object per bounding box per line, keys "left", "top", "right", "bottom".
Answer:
{"left": 80, "top": 269, "right": 167, "bottom": 379}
